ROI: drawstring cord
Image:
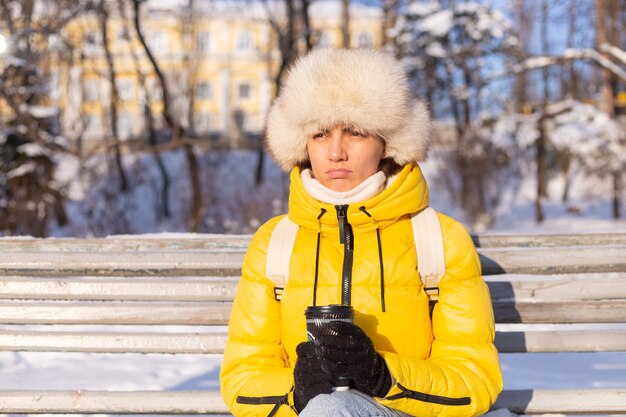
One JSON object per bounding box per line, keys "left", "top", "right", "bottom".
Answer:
{"left": 312, "top": 208, "right": 327, "bottom": 306}
{"left": 359, "top": 206, "right": 386, "bottom": 312}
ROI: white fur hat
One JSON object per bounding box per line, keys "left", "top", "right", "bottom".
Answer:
{"left": 265, "top": 48, "right": 433, "bottom": 171}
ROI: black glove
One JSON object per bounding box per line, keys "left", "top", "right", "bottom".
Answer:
{"left": 293, "top": 341, "right": 334, "bottom": 412}
{"left": 315, "top": 320, "right": 392, "bottom": 398}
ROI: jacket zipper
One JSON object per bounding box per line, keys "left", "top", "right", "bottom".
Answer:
{"left": 386, "top": 383, "right": 471, "bottom": 406}
{"left": 335, "top": 204, "right": 353, "bottom": 305}
{"left": 236, "top": 393, "right": 290, "bottom": 417}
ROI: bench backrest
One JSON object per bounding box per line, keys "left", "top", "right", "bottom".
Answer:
{"left": 0, "top": 233, "right": 625, "bottom": 415}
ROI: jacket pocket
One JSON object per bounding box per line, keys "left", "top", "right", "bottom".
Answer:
{"left": 236, "top": 393, "right": 291, "bottom": 417}
{"left": 386, "top": 383, "right": 471, "bottom": 406}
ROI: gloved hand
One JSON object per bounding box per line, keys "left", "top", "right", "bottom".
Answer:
{"left": 293, "top": 341, "right": 334, "bottom": 412}
{"left": 315, "top": 320, "right": 392, "bottom": 398}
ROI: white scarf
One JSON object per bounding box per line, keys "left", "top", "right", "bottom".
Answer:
{"left": 301, "top": 169, "right": 387, "bottom": 205}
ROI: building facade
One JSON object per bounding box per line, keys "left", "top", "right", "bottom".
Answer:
{"left": 59, "top": 0, "right": 383, "bottom": 149}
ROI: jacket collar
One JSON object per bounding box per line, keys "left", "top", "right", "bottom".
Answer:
{"left": 288, "top": 163, "right": 429, "bottom": 232}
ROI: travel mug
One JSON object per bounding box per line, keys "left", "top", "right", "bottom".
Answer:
{"left": 305, "top": 304, "right": 354, "bottom": 391}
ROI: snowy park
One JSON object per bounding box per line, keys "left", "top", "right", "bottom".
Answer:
{"left": 1, "top": 0, "right": 626, "bottom": 416}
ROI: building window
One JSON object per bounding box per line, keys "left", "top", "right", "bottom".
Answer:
{"left": 83, "top": 31, "right": 101, "bottom": 55}
{"left": 236, "top": 30, "right": 254, "bottom": 51}
{"left": 193, "top": 111, "right": 213, "bottom": 134}
{"left": 197, "top": 32, "right": 212, "bottom": 53}
{"left": 196, "top": 81, "right": 212, "bottom": 99}
{"left": 116, "top": 79, "right": 135, "bottom": 102}
{"left": 356, "top": 32, "right": 373, "bottom": 49}
{"left": 147, "top": 31, "right": 168, "bottom": 53}
{"left": 238, "top": 83, "right": 251, "bottom": 100}
{"left": 84, "top": 114, "right": 101, "bottom": 134}
{"left": 117, "top": 111, "right": 134, "bottom": 139}
{"left": 83, "top": 79, "right": 100, "bottom": 102}
{"left": 316, "top": 31, "right": 333, "bottom": 48}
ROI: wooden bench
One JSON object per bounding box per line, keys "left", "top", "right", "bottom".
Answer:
{"left": 0, "top": 232, "right": 625, "bottom": 415}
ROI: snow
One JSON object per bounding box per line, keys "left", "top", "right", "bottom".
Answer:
{"left": 17, "top": 142, "right": 51, "bottom": 157}
{"left": 418, "top": 10, "right": 453, "bottom": 38}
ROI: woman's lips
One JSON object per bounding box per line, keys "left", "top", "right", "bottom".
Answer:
{"left": 326, "top": 169, "right": 351, "bottom": 179}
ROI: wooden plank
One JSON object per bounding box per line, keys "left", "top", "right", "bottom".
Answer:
{"left": 2, "top": 299, "right": 624, "bottom": 325}
{"left": 1, "top": 329, "right": 625, "bottom": 354}
{"left": 0, "top": 302, "right": 232, "bottom": 325}
{"left": 474, "top": 232, "right": 626, "bottom": 248}
{"left": 493, "top": 388, "right": 626, "bottom": 414}
{"left": 0, "top": 390, "right": 231, "bottom": 414}
{"left": 493, "top": 300, "right": 626, "bottom": 323}
{"left": 487, "top": 273, "right": 626, "bottom": 301}
{"left": 0, "top": 236, "right": 252, "bottom": 251}
{"left": 1, "top": 245, "right": 625, "bottom": 277}
{"left": 0, "top": 232, "right": 623, "bottom": 252}
{"left": 495, "top": 329, "right": 626, "bottom": 352}
{"left": 0, "top": 276, "right": 239, "bottom": 301}
{"left": 0, "top": 388, "right": 625, "bottom": 414}
{"left": 2, "top": 274, "right": 625, "bottom": 302}
{"left": 0, "top": 250, "right": 245, "bottom": 276}
{"left": 480, "top": 245, "right": 626, "bottom": 275}
{"left": 0, "top": 330, "right": 228, "bottom": 354}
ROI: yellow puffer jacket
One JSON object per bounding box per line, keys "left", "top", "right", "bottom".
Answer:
{"left": 220, "top": 163, "right": 503, "bottom": 417}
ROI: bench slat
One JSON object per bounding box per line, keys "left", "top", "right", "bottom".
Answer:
{"left": 0, "top": 390, "right": 230, "bottom": 414}
{"left": 492, "top": 300, "right": 626, "bottom": 323}
{"left": 495, "top": 329, "right": 626, "bottom": 352}
{"left": 0, "top": 232, "right": 623, "bottom": 252}
{"left": 0, "top": 330, "right": 228, "bottom": 353}
{"left": 493, "top": 388, "right": 626, "bottom": 414}
{"left": 1, "top": 329, "right": 625, "bottom": 353}
{"left": 0, "top": 302, "right": 232, "bottom": 325}
{"left": 487, "top": 273, "right": 626, "bottom": 301}
{"left": 2, "top": 300, "right": 625, "bottom": 325}
{"left": 1, "top": 245, "right": 624, "bottom": 276}
{"left": 1, "top": 388, "right": 625, "bottom": 414}
{"left": 479, "top": 245, "right": 626, "bottom": 275}
{"left": 2, "top": 274, "right": 626, "bottom": 301}
{"left": 0, "top": 276, "right": 239, "bottom": 301}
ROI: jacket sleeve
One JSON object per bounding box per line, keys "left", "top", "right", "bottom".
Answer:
{"left": 220, "top": 216, "right": 297, "bottom": 417}
{"left": 379, "top": 215, "right": 503, "bottom": 416}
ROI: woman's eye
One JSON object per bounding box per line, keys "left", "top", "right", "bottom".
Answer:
{"left": 312, "top": 132, "right": 326, "bottom": 139}
{"left": 349, "top": 130, "right": 364, "bottom": 137}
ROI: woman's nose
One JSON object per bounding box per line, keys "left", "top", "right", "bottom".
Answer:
{"left": 328, "top": 130, "right": 347, "bottom": 161}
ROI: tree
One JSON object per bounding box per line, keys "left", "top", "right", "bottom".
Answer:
{"left": 97, "top": 0, "right": 129, "bottom": 192}
{"left": 131, "top": 0, "right": 202, "bottom": 230}
{"left": 394, "top": 1, "right": 519, "bottom": 220}
{"left": 0, "top": 0, "right": 89, "bottom": 236}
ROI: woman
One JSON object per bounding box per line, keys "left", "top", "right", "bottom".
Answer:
{"left": 220, "top": 48, "right": 503, "bottom": 417}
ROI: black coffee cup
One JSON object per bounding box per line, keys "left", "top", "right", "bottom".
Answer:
{"left": 305, "top": 305, "right": 354, "bottom": 391}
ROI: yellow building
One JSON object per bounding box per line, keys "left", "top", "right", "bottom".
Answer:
{"left": 58, "top": 0, "right": 383, "bottom": 149}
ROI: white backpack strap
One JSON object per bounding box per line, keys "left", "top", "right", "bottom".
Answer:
{"left": 265, "top": 215, "right": 299, "bottom": 301}
{"left": 411, "top": 207, "right": 446, "bottom": 305}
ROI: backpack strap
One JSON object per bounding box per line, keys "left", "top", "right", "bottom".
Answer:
{"left": 411, "top": 207, "right": 446, "bottom": 309}
{"left": 265, "top": 215, "right": 299, "bottom": 301}
{"left": 264, "top": 208, "right": 446, "bottom": 306}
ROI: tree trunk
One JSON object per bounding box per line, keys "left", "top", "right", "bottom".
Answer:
{"left": 99, "top": 0, "right": 128, "bottom": 192}
{"left": 132, "top": 0, "right": 201, "bottom": 229}
{"left": 302, "top": 0, "right": 313, "bottom": 52}
{"left": 515, "top": 0, "right": 528, "bottom": 113}
{"left": 122, "top": 0, "right": 170, "bottom": 218}
{"left": 613, "top": 172, "right": 622, "bottom": 219}
{"left": 341, "top": 0, "right": 350, "bottom": 48}
{"left": 257, "top": 0, "right": 298, "bottom": 185}
{"left": 596, "top": 0, "right": 614, "bottom": 114}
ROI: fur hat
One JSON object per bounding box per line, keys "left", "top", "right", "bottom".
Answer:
{"left": 265, "top": 48, "right": 433, "bottom": 171}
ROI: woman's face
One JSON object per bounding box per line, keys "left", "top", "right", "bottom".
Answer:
{"left": 306, "top": 126, "right": 385, "bottom": 192}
